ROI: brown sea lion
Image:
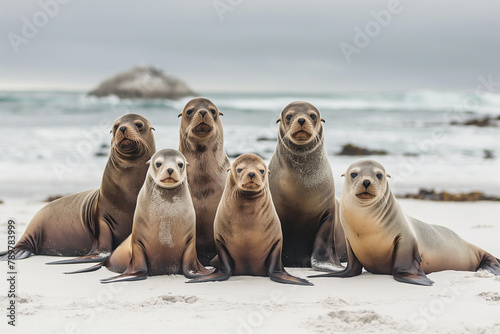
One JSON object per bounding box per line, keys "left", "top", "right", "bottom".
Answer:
{"left": 268, "top": 101, "right": 346, "bottom": 270}
{"left": 310, "top": 159, "right": 500, "bottom": 285}
{"left": 67, "top": 149, "right": 212, "bottom": 282}
{"left": 188, "top": 154, "right": 312, "bottom": 286}
{"left": 178, "top": 97, "right": 230, "bottom": 265}
{"left": 0, "top": 114, "right": 155, "bottom": 263}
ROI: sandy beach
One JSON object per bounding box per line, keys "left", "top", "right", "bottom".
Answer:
{"left": 1, "top": 199, "right": 499, "bottom": 334}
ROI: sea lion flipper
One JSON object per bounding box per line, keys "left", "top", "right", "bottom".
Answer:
{"left": 477, "top": 253, "right": 500, "bottom": 276}
{"left": 311, "top": 211, "right": 344, "bottom": 272}
{"left": 267, "top": 241, "right": 313, "bottom": 286}
{"left": 0, "top": 248, "right": 32, "bottom": 261}
{"left": 392, "top": 240, "right": 434, "bottom": 286}
{"left": 100, "top": 242, "right": 148, "bottom": 284}
{"left": 181, "top": 241, "right": 214, "bottom": 278}
{"left": 187, "top": 244, "right": 232, "bottom": 283}
{"left": 64, "top": 263, "right": 103, "bottom": 275}
{"left": 46, "top": 253, "right": 110, "bottom": 265}
{"left": 308, "top": 240, "right": 362, "bottom": 278}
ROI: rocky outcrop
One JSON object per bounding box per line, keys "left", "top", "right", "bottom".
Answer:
{"left": 88, "top": 65, "right": 196, "bottom": 99}
{"left": 396, "top": 189, "right": 500, "bottom": 202}
{"left": 337, "top": 143, "right": 388, "bottom": 156}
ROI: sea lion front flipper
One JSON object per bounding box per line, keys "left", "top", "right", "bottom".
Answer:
{"left": 477, "top": 253, "right": 500, "bottom": 276}
{"left": 100, "top": 243, "right": 148, "bottom": 284}
{"left": 308, "top": 240, "right": 362, "bottom": 278}
{"left": 181, "top": 240, "right": 214, "bottom": 278}
{"left": 310, "top": 211, "right": 344, "bottom": 272}
{"left": 46, "top": 252, "right": 111, "bottom": 265}
{"left": 187, "top": 243, "right": 232, "bottom": 283}
{"left": 64, "top": 263, "right": 103, "bottom": 275}
{"left": 267, "top": 241, "right": 313, "bottom": 286}
{"left": 0, "top": 248, "right": 32, "bottom": 261}
{"left": 392, "top": 238, "right": 434, "bottom": 286}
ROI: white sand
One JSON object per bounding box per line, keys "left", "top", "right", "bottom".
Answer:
{"left": 1, "top": 199, "right": 500, "bottom": 334}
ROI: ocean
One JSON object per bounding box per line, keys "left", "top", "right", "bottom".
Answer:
{"left": 1, "top": 90, "right": 499, "bottom": 201}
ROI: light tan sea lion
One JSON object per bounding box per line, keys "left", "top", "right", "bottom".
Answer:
{"left": 67, "top": 149, "right": 212, "bottom": 282}
{"left": 188, "top": 154, "right": 312, "bottom": 286}
{"left": 268, "top": 101, "right": 346, "bottom": 270}
{"left": 310, "top": 159, "right": 500, "bottom": 285}
{"left": 0, "top": 114, "right": 156, "bottom": 263}
{"left": 178, "top": 97, "right": 230, "bottom": 265}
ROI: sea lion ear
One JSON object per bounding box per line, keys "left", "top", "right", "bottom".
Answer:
{"left": 321, "top": 118, "right": 325, "bottom": 123}
{"left": 186, "top": 161, "right": 190, "bottom": 166}
{"left": 276, "top": 118, "right": 281, "bottom": 123}
{"left": 177, "top": 113, "right": 182, "bottom": 118}
{"left": 227, "top": 168, "right": 230, "bottom": 172}
{"left": 386, "top": 174, "right": 391, "bottom": 178}
{"left": 268, "top": 169, "right": 271, "bottom": 174}
{"left": 150, "top": 127, "right": 155, "bottom": 131}
{"left": 146, "top": 159, "right": 151, "bottom": 165}
{"left": 341, "top": 173, "right": 345, "bottom": 177}
{"left": 109, "top": 130, "right": 112, "bottom": 133}
{"left": 219, "top": 112, "right": 224, "bottom": 116}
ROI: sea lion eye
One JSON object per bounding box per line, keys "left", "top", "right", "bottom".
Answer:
{"left": 210, "top": 109, "right": 216, "bottom": 115}
{"left": 136, "top": 123, "right": 143, "bottom": 129}
{"left": 286, "top": 114, "right": 292, "bottom": 121}
{"left": 350, "top": 173, "right": 358, "bottom": 178}
{"left": 114, "top": 124, "right": 119, "bottom": 131}
{"left": 186, "top": 109, "right": 193, "bottom": 116}
{"left": 310, "top": 114, "right": 317, "bottom": 121}
{"left": 237, "top": 168, "right": 243, "bottom": 173}
{"left": 259, "top": 169, "right": 265, "bottom": 174}
{"left": 156, "top": 162, "right": 162, "bottom": 168}
{"left": 178, "top": 163, "right": 184, "bottom": 168}
{"left": 377, "top": 173, "right": 383, "bottom": 180}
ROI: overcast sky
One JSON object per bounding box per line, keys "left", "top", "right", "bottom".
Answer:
{"left": 1, "top": 1, "right": 500, "bottom": 92}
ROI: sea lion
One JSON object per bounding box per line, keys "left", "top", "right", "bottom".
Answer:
{"left": 178, "top": 97, "right": 230, "bottom": 265}
{"left": 188, "top": 154, "right": 312, "bottom": 286}
{"left": 310, "top": 159, "right": 500, "bottom": 285}
{"left": 0, "top": 114, "right": 156, "bottom": 263}
{"left": 268, "top": 101, "right": 346, "bottom": 270}
{"left": 68, "top": 149, "right": 212, "bottom": 283}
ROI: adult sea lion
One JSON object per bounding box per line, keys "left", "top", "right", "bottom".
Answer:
{"left": 268, "top": 101, "right": 346, "bottom": 270}
{"left": 68, "top": 149, "right": 212, "bottom": 283}
{"left": 0, "top": 114, "right": 155, "bottom": 263}
{"left": 178, "top": 97, "right": 230, "bottom": 265}
{"left": 188, "top": 154, "right": 312, "bottom": 286}
{"left": 310, "top": 159, "right": 500, "bottom": 285}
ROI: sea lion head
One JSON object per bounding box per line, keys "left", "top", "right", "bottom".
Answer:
{"left": 229, "top": 154, "right": 269, "bottom": 195}
{"left": 178, "top": 98, "right": 223, "bottom": 149}
{"left": 277, "top": 101, "right": 324, "bottom": 150}
{"left": 110, "top": 113, "right": 155, "bottom": 161}
{"left": 147, "top": 149, "right": 188, "bottom": 189}
{"left": 342, "top": 159, "right": 391, "bottom": 204}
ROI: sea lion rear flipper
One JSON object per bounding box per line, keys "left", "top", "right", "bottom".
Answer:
{"left": 181, "top": 240, "right": 214, "bottom": 278}
{"left": 310, "top": 211, "right": 344, "bottom": 272}
{"left": 391, "top": 238, "right": 434, "bottom": 286}
{"left": 477, "top": 253, "right": 500, "bottom": 276}
{"left": 187, "top": 243, "right": 232, "bottom": 283}
{"left": 308, "top": 240, "right": 362, "bottom": 278}
{"left": 267, "top": 241, "right": 313, "bottom": 286}
{"left": 64, "top": 263, "right": 103, "bottom": 275}
{"left": 100, "top": 242, "right": 148, "bottom": 284}
{"left": 0, "top": 248, "right": 32, "bottom": 261}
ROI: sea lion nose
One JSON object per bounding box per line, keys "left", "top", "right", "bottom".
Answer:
{"left": 167, "top": 168, "right": 174, "bottom": 175}
{"left": 363, "top": 180, "right": 371, "bottom": 188}
{"left": 248, "top": 172, "right": 255, "bottom": 179}
{"left": 298, "top": 118, "right": 305, "bottom": 126}
{"left": 120, "top": 126, "right": 126, "bottom": 133}
{"left": 199, "top": 110, "right": 207, "bottom": 117}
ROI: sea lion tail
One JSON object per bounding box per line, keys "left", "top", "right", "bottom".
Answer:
{"left": 0, "top": 247, "right": 32, "bottom": 261}
{"left": 64, "top": 263, "right": 103, "bottom": 275}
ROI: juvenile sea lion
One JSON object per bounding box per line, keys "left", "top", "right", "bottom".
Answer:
{"left": 68, "top": 149, "right": 212, "bottom": 282}
{"left": 310, "top": 159, "right": 500, "bottom": 285}
{"left": 188, "top": 154, "right": 312, "bottom": 286}
{"left": 268, "top": 101, "right": 346, "bottom": 270}
{"left": 0, "top": 114, "right": 155, "bottom": 263}
{"left": 178, "top": 97, "right": 230, "bottom": 265}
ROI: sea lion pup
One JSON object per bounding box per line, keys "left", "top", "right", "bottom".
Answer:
{"left": 310, "top": 159, "right": 500, "bottom": 286}
{"left": 68, "top": 149, "right": 212, "bottom": 283}
{"left": 0, "top": 114, "right": 155, "bottom": 263}
{"left": 178, "top": 97, "right": 230, "bottom": 265}
{"left": 188, "top": 154, "right": 312, "bottom": 286}
{"left": 268, "top": 101, "right": 346, "bottom": 271}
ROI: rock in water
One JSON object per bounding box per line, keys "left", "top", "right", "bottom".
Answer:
{"left": 88, "top": 65, "right": 196, "bottom": 99}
